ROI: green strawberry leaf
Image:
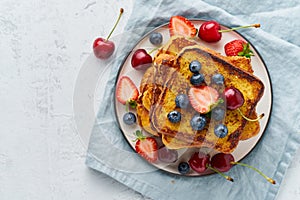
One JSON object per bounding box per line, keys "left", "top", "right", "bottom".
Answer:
{"left": 125, "top": 100, "right": 137, "bottom": 112}
{"left": 238, "top": 43, "right": 254, "bottom": 58}
{"left": 133, "top": 130, "right": 146, "bottom": 142}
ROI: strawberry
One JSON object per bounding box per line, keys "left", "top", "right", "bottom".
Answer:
{"left": 169, "top": 16, "right": 197, "bottom": 37}
{"left": 134, "top": 130, "right": 158, "bottom": 163}
{"left": 188, "top": 86, "right": 219, "bottom": 114}
{"left": 116, "top": 76, "right": 139, "bottom": 105}
{"left": 224, "top": 39, "right": 254, "bottom": 58}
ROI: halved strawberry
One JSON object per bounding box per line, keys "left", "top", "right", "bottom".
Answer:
{"left": 188, "top": 86, "right": 219, "bottom": 114}
{"left": 169, "top": 16, "right": 197, "bottom": 37}
{"left": 116, "top": 76, "right": 139, "bottom": 105}
{"left": 134, "top": 130, "right": 158, "bottom": 163}
{"left": 224, "top": 39, "right": 254, "bottom": 58}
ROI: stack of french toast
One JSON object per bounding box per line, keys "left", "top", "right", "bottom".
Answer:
{"left": 136, "top": 36, "right": 264, "bottom": 153}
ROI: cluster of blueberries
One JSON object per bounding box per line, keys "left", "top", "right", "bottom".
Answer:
{"left": 167, "top": 60, "right": 228, "bottom": 139}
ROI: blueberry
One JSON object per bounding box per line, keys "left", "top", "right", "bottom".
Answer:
{"left": 167, "top": 110, "right": 181, "bottom": 123}
{"left": 175, "top": 94, "right": 189, "bottom": 109}
{"left": 123, "top": 112, "right": 136, "bottom": 125}
{"left": 178, "top": 162, "right": 190, "bottom": 174}
{"left": 211, "top": 73, "right": 225, "bottom": 85}
{"left": 190, "top": 114, "right": 206, "bottom": 131}
{"left": 214, "top": 124, "right": 228, "bottom": 138}
{"left": 211, "top": 107, "right": 225, "bottom": 121}
{"left": 189, "top": 60, "right": 202, "bottom": 73}
{"left": 190, "top": 73, "right": 205, "bottom": 86}
{"left": 149, "top": 32, "right": 163, "bottom": 45}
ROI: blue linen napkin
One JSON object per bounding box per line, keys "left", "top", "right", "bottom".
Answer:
{"left": 86, "top": 0, "right": 300, "bottom": 199}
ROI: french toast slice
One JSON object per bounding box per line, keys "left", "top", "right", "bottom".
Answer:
{"left": 136, "top": 36, "right": 262, "bottom": 149}
{"left": 137, "top": 54, "right": 177, "bottom": 136}
{"left": 150, "top": 45, "right": 264, "bottom": 153}
{"left": 136, "top": 66, "right": 158, "bottom": 136}
{"left": 137, "top": 37, "right": 197, "bottom": 137}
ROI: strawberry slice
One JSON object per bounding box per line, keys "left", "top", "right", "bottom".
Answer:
{"left": 116, "top": 76, "right": 139, "bottom": 105}
{"left": 134, "top": 130, "right": 158, "bottom": 163}
{"left": 224, "top": 39, "right": 254, "bottom": 58}
{"left": 169, "top": 16, "right": 197, "bottom": 37}
{"left": 188, "top": 86, "right": 219, "bottom": 114}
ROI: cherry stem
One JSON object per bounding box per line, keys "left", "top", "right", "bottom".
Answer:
{"left": 219, "top": 23, "right": 260, "bottom": 33}
{"left": 237, "top": 108, "right": 264, "bottom": 122}
{"left": 106, "top": 8, "right": 124, "bottom": 41}
{"left": 231, "top": 162, "right": 276, "bottom": 184}
{"left": 207, "top": 165, "right": 234, "bottom": 182}
{"left": 148, "top": 46, "right": 161, "bottom": 55}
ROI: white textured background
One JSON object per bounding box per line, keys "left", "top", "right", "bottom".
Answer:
{"left": 0, "top": 0, "right": 299, "bottom": 199}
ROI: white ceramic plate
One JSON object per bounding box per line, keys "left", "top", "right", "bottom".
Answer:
{"left": 114, "top": 20, "right": 272, "bottom": 176}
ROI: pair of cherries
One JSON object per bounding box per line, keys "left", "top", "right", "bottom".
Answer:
{"left": 189, "top": 152, "right": 232, "bottom": 174}
{"left": 189, "top": 152, "right": 275, "bottom": 184}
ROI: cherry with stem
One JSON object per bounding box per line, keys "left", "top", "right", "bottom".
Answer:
{"left": 211, "top": 153, "right": 276, "bottom": 184}
{"left": 198, "top": 21, "right": 260, "bottom": 43}
{"left": 93, "top": 8, "right": 124, "bottom": 59}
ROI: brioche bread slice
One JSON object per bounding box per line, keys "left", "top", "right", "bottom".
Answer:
{"left": 136, "top": 36, "right": 262, "bottom": 149}
{"left": 150, "top": 45, "right": 264, "bottom": 153}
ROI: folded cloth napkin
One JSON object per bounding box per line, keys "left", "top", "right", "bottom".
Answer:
{"left": 86, "top": 0, "right": 300, "bottom": 199}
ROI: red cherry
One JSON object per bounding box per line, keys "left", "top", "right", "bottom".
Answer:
{"left": 198, "top": 20, "right": 221, "bottom": 43}
{"left": 131, "top": 49, "right": 152, "bottom": 70}
{"left": 188, "top": 152, "right": 210, "bottom": 173}
{"left": 93, "top": 38, "right": 115, "bottom": 59}
{"left": 211, "top": 153, "right": 234, "bottom": 172}
{"left": 93, "top": 8, "right": 123, "bottom": 59}
{"left": 210, "top": 153, "right": 276, "bottom": 184}
{"left": 224, "top": 87, "right": 244, "bottom": 110}
{"left": 198, "top": 21, "right": 261, "bottom": 43}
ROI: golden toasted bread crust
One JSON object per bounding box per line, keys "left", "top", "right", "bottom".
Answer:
{"left": 136, "top": 36, "right": 264, "bottom": 153}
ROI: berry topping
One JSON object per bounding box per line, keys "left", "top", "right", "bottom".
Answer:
{"left": 169, "top": 16, "right": 197, "bottom": 37}
{"left": 116, "top": 76, "right": 139, "bottom": 105}
{"left": 131, "top": 49, "right": 152, "bottom": 70}
{"left": 123, "top": 112, "right": 136, "bottom": 125}
{"left": 149, "top": 32, "right": 163, "bottom": 45}
{"left": 134, "top": 130, "right": 158, "bottom": 163}
{"left": 211, "top": 107, "right": 225, "bottom": 121}
{"left": 211, "top": 73, "right": 225, "bottom": 85}
{"left": 190, "top": 114, "right": 207, "bottom": 131}
{"left": 210, "top": 153, "right": 276, "bottom": 184}
{"left": 188, "top": 86, "right": 219, "bottom": 114}
{"left": 175, "top": 94, "right": 189, "bottom": 109}
{"left": 93, "top": 8, "right": 124, "bottom": 59}
{"left": 214, "top": 124, "right": 228, "bottom": 138}
{"left": 224, "top": 87, "right": 244, "bottom": 110}
{"left": 188, "top": 152, "right": 210, "bottom": 173}
{"left": 224, "top": 39, "right": 254, "bottom": 58}
{"left": 189, "top": 60, "right": 202, "bottom": 73}
{"left": 178, "top": 162, "right": 190, "bottom": 174}
{"left": 167, "top": 110, "right": 181, "bottom": 123}
{"left": 198, "top": 20, "right": 260, "bottom": 43}
{"left": 190, "top": 73, "right": 205, "bottom": 86}
{"left": 198, "top": 20, "right": 222, "bottom": 43}
{"left": 211, "top": 153, "right": 234, "bottom": 172}
{"left": 158, "top": 147, "right": 178, "bottom": 163}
